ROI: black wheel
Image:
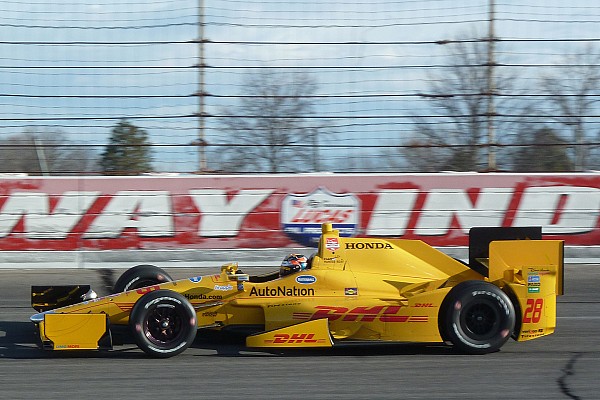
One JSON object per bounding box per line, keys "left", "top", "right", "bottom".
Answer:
{"left": 129, "top": 289, "right": 197, "bottom": 358}
{"left": 113, "top": 264, "right": 173, "bottom": 293}
{"left": 440, "top": 281, "right": 515, "bottom": 354}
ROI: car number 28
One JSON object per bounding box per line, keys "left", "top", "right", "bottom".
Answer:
{"left": 523, "top": 298, "right": 544, "bottom": 324}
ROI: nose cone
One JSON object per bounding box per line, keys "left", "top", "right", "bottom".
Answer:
{"left": 30, "top": 310, "right": 55, "bottom": 323}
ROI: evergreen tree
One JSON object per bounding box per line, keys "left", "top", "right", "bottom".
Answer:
{"left": 100, "top": 120, "right": 153, "bottom": 175}
{"left": 511, "top": 127, "right": 573, "bottom": 172}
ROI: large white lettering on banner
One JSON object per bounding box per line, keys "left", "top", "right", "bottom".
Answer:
{"left": 0, "top": 174, "right": 597, "bottom": 249}
{"left": 190, "top": 189, "right": 274, "bottom": 237}
{"left": 84, "top": 191, "right": 173, "bottom": 238}
{"left": 513, "top": 186, "right": 600, "bottom": 234}
{"left": 0, "top": 191, "right": 99, "bottom": 239}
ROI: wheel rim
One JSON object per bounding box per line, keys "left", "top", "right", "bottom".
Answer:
{"left": 144, "top": 304, "right": 186, "bottom": 346}
{"left": 462, "top": 302, "right": 500, "bottom": 338}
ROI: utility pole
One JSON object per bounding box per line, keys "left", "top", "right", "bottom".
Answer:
{"left": 33, "top": 135, "right": 49, "bottom": 176}
{"left": 196, "top": 0, "right": 207, "bottom": 172}
{"left": 486, "top": 0, "right": 497, "bottom": 171}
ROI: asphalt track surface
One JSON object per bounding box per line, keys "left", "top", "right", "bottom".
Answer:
{"left": 0, "top": 264, "right": 598, "bottom": 400}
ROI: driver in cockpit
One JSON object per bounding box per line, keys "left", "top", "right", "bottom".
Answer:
{"left": 279, "top": 254, "right": 308, "bottom": 277}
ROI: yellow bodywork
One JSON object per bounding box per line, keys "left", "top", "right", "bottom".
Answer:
{"left": 489, "top": 240, "right": 564, "bottom": 341}
{"left": 39, "top": 313, "right": 109, "bottom": 350}
{"left": 246, "top": 318, "right": 333, "bottom": 348}
{"left": 31, "top": 223, "right": 564, "bottom": 352}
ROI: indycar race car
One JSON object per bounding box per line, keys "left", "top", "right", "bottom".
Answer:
{"left": 30, "top": 223, "right": 564, "bottom": 357}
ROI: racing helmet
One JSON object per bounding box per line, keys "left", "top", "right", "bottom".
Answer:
{"left": 279, "top": 253, "right": 308, "bottom": 277}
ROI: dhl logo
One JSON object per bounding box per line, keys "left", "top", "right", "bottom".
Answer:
{"left": 268, "top": 333, "right": 323, "bottom": 344}
{"left": 294, "top": 305, "right": 428, "bottom": 323}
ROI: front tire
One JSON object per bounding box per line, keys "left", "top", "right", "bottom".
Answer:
{"left": 441, "top": 281, "right": 515, "bottom": 354}
{"left": 113, "top": 264, "right": 173, "bottom": 293}
{"left": 129, "top": 290, "right": 197, "bottom": 358}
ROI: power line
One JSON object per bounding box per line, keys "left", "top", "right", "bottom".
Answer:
{"left": 1, "top": 0, "right": 599, "bottom": 174}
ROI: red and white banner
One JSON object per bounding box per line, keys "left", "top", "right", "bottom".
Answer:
{"left": 0, "top": 173, "right": 598, "bottom": 250}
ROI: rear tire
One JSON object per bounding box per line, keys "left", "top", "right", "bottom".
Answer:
{"left": 113, "top": 264, "right": 172, "bottom": 293}
{"left": 441, "top": 281, "right": 515, "bottom": 354}
{"left": 129, "top": 289, "right": 197, "bottom": 358}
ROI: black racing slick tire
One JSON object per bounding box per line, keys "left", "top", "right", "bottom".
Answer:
{"left": 129, "top": 289, "right": 197, "bottom": 358}
{"left": 113, "top": 264, "right": 173, "bottom": 293}
{"left": 441, "top": 281, "right": 515, "bottom": 355}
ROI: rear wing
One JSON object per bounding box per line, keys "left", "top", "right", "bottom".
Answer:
{"left": 468, "top": 226, "right": 564, "bottom": 296}
{"left": 469, "top": 227, "right": 542, "bottom": 277}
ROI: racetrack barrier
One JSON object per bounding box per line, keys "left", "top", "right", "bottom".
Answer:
{"left": 0, "top": 173, "right": 598, "bottom": 267}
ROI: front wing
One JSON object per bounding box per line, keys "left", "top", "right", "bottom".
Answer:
{"left": 35, "top": 313, "right": 112, "bottom": 351}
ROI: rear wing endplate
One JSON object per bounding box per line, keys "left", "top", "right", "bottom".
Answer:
{"left": 469, "top": 227, "right": 542, "bottom": 277}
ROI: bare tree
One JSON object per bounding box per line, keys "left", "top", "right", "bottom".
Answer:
{"left": 0, "top": 128, "right": 98, "bottom": 175}
{"left": 540, "top": 46, "right": 600, "bottom": 171}
{"left": 400, "top": 36, "right": 517, "bottom": 172}
{"left": 215, "top": 69, "right": 322, "bottom": 173}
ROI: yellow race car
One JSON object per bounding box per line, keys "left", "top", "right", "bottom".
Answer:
{"left": 30, "top": 223, "right": 564, "bottom": 357}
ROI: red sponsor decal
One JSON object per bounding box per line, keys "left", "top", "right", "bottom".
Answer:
{"left": 523, "top": 298, "right": 544, "bottom": 324}
{"left": 304, "top": 305, "right": 427, "bottom": 323}
{"left": 414, "top": 303, "right": 435, "bottom": 308}
{"left": 325, "top": 237, "right": 340, "bottom": 251}
{"left": 270, "top": 333, "right": 320, "bottom": 344}
{"left": 291, "top": 209, "right": 354, "bottom": 224}
{"left": 115, "top": 303, "right": 134, "bottom": 312}
{"left": 135, "top": 285, "right": 160, "bottom": 295}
